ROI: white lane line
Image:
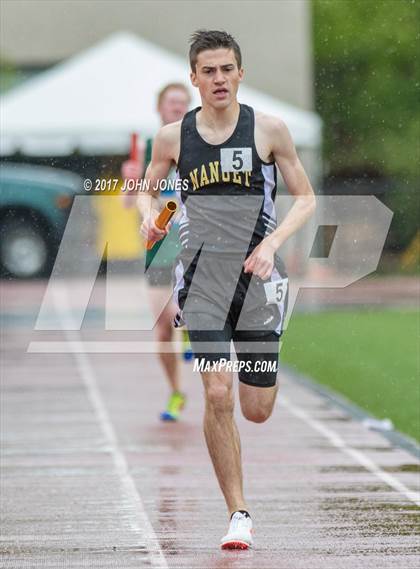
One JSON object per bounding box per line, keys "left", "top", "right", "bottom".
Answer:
{"left": 50, "top": 285, "right": 168, "bottom": 568}
{"left": 279, "top": 394, "right": 420, "bottom": 507}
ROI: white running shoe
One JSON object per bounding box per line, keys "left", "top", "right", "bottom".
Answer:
{"left": 220, "top": 511, "right": 253, "bottom": 550}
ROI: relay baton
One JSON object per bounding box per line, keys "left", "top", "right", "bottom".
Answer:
{"left": 146, "top": 200, "right": 177, "bottom": 250}
{"left": 130, "top": 133, "right": 138, "bottom": 160}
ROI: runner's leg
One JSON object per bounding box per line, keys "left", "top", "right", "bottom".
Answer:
{"left": 234, "top": 332, "right": 281, "bottom": 423}
{"left": 239, "top": 382, "right": 279, "bottom": 423}
{"left": 148, "top": 286, "right": 180, "bottom": 392}
{"left": 201, "top": 368, "right": 248, "bottom": 515}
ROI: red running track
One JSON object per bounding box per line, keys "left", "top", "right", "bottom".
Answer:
{"left": 1, "top": 278, "right": 419, "bottom": 568}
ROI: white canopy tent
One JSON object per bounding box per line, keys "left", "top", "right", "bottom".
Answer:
{"left": 0, "top": 31, "right": 322, "bottom": 157}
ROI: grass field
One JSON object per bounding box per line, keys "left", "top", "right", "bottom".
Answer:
{"left": 281, "top": 309, "right": 420, "bottom": 442}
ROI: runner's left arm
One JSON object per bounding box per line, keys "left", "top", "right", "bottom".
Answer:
{"left": 244, "top": 118, "right": 316, "bottom": 279}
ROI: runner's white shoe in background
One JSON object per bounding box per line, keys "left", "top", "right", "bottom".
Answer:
{"left": 220, "top": 511, "right": 253, "bottom": 550}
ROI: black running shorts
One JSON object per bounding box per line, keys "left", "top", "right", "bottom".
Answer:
{"left": 173, "top": 251, "right": 288, "bottom": 387}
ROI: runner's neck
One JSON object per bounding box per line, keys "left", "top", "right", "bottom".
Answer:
{"left": 197, "top": 100, "right": 240, "bottom": 131}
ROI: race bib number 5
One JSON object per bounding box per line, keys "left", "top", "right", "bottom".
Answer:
{"left": 263, "top": 277, "right": 289, "bottom": 306}
{"left": 220, "top": 147, "right": 252, "bottom": 172}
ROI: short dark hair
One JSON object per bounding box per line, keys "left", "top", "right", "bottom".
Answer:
{"left": 189, "top": 29, "right": 242, "bottom": 72}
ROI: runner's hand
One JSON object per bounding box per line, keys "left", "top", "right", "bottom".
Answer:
{"left": 140, "top": 213, "right": 171, "bottom": 243}
{"left": 121, "top": 159, "right": 143, "bottom": 180}
{"left": 121, "top": 137, "right": 146, "bottom": 180}
{"left": 243, "top": 239, "right": 276, "bottom": 280}
{"left": 120, "top": 138, "right": 146, "bottom": 208}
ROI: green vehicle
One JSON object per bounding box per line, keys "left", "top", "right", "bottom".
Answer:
{"left": 0, "top": 163, "right": 82, "bottom": 278}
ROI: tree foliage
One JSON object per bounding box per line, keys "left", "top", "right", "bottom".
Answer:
{"left": 313, "top": 0, "right": 420, "bottom": 180}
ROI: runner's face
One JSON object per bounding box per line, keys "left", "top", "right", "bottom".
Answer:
{"left": 158, "top": 89, "right": 190, "bottom": 125}
{"left": 191, "top": 49, "right": 243, "bottom": 109}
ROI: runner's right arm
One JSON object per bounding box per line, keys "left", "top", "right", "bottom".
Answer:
{"left": 137, "top": 123, "right": 179, "bottom": 243}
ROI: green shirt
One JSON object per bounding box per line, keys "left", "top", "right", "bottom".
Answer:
{"left": 144, "top": 138, "right": 180, "bottom": 268}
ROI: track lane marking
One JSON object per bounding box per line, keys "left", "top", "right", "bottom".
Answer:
{"left": 279, "top": 395, "right": 420, "bottom": 507}
{"left": 50, "top": 285, "right": 168, "bottom": 568}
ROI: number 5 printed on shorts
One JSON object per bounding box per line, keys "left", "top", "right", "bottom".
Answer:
{"left": 264, "top": 278, "right": 289, "bottom": 307}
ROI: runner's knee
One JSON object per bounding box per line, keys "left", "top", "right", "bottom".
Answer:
{"left": 205, "top": 380, "right": 234, "bottom": 414}
{"left": 241, "top": 400, "right": 274, "bottom": 423}
{"left": 242, "top": 406, "right": 271, "bottom": 424}
{"left": 155, "top": 322, "right": 173, "bottom": 343}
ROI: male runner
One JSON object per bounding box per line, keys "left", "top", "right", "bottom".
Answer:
{"left": 137, "top": 31, "right": 316, "bottom": 548}
{"left": 121, "top": 83, "right": 191, "bottom": 421}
